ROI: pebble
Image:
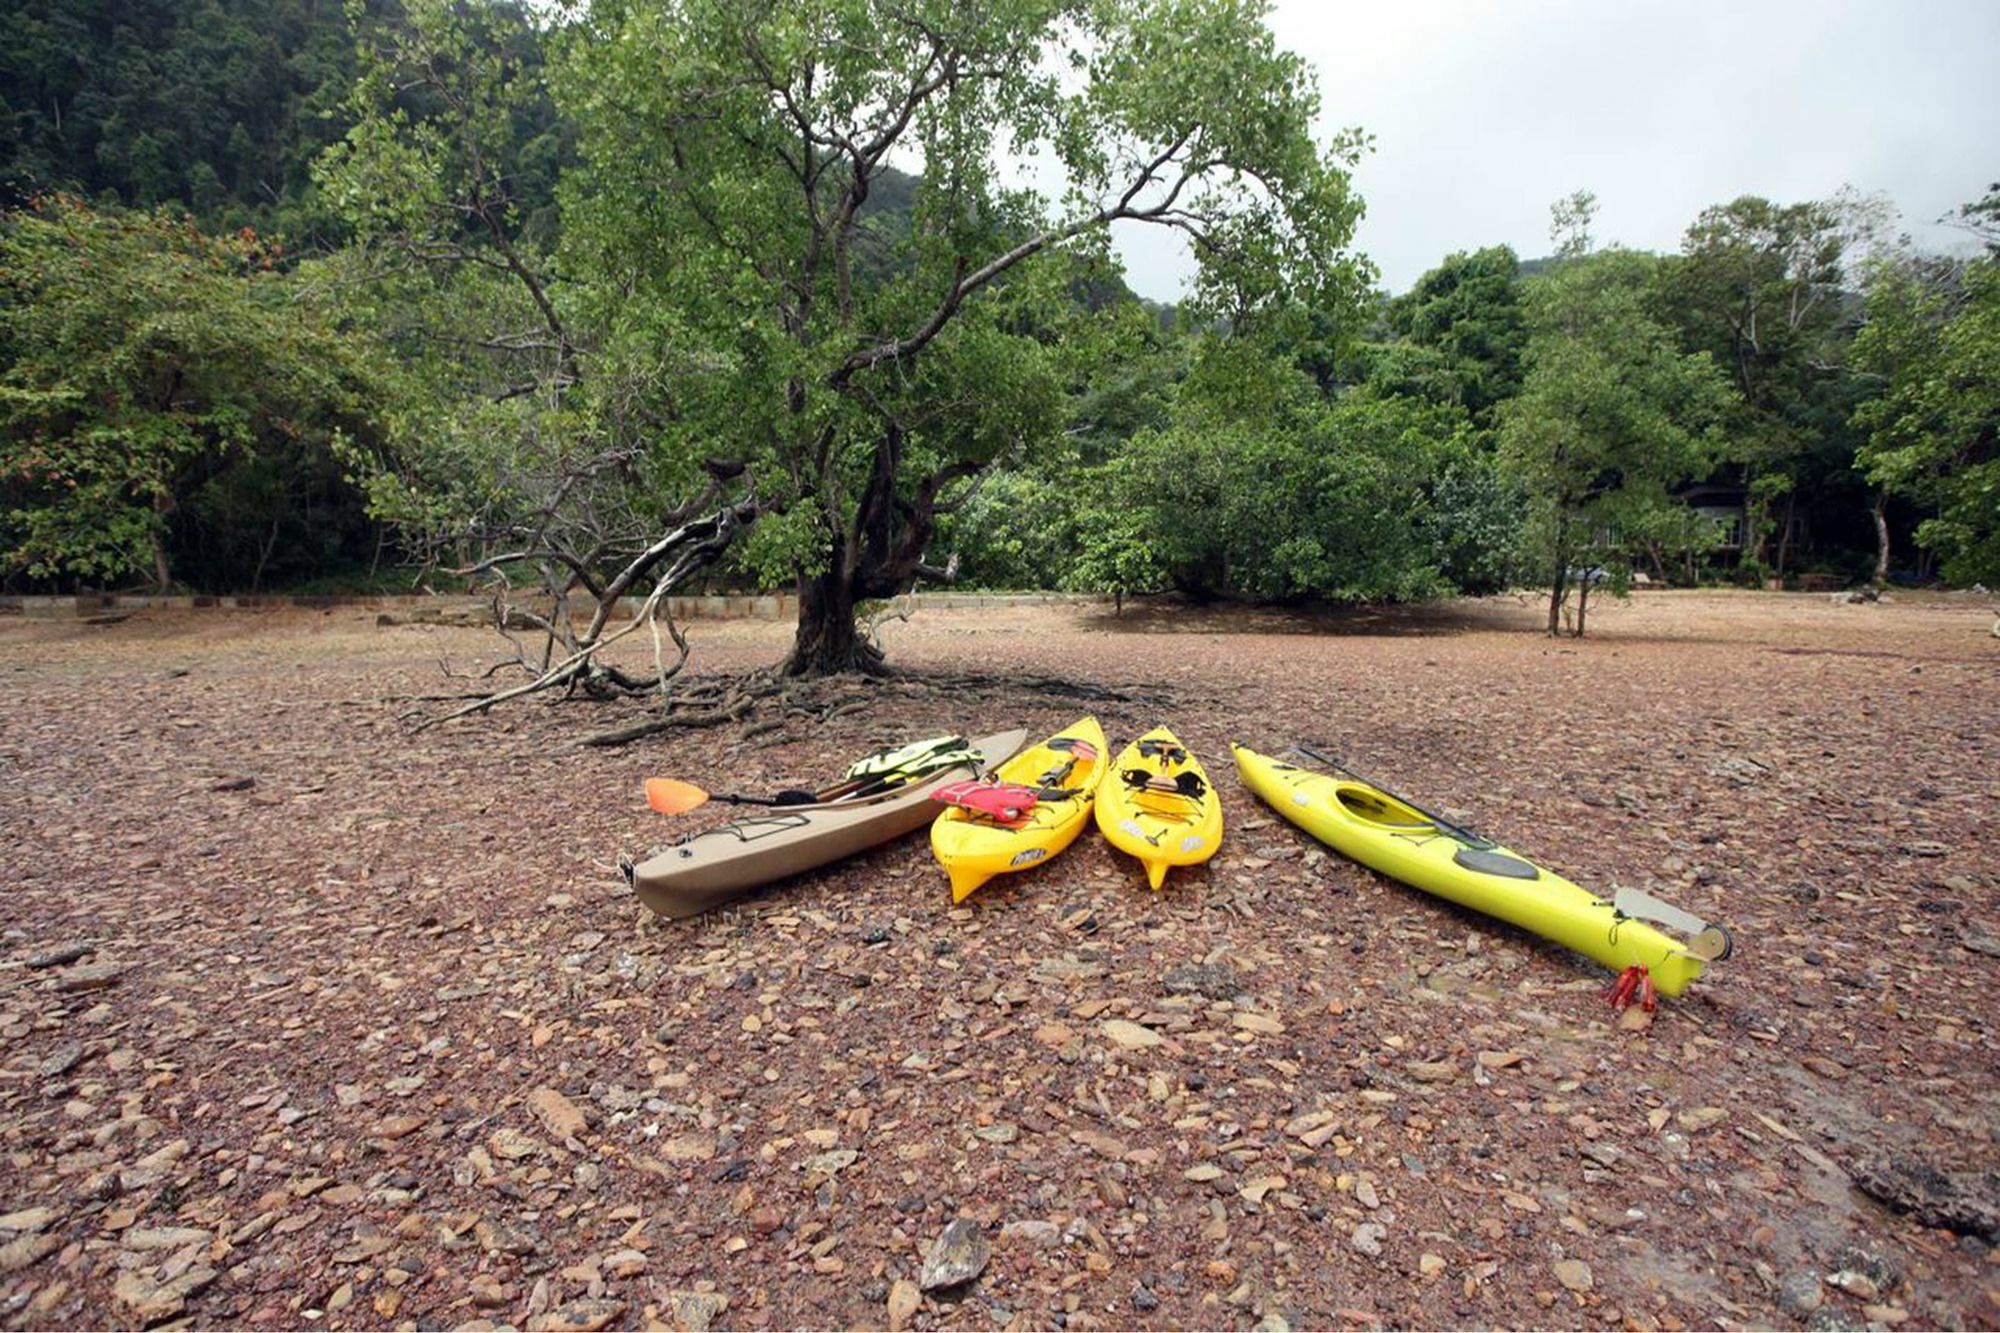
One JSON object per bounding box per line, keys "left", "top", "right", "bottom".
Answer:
{"left": 1778, "top": 1269, "right": 1825, "bottom": 1315}
{"left": 657, "top": 1289, "right": 728, "bottom": 1331}
{"left": 1100, "top": 1018, "right": 1163, "bottom": 1049}
{"left": 528, "top": 1087, "right": 589, "bottom": 1139}
{"left": 0, "top": 1233, "right": 60, "bottom": 1275}
{"left": 919, "top": 1217, "right": 991, "bottom": 1291}
{"left": 1350, "top": 1223, "right": 1386, "bottom": 1258}
{"left": 529, "top": 1298, "right": 625, "bottom": 1332}
{"left": 886, "top": 1279, "right": 921, "bottom": 1331}
{"left": 1553, "top": 1258, "right": 1593, "bottom": 1293}
{"left": 1162, "top": 963, "right": 1244, "bottom": 998}
{"left": 54, "top": 961, "right": 125, "bottom": 993}
{"left": 113, "top": 1265, "right": 216, "bottom": 1321}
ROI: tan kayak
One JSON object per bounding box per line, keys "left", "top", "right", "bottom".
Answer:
{"left": 629, "top": 728, "right": 1028, "bottom": 920}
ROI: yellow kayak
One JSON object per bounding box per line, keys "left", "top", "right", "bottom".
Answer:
{"left": 931, "top": 715, "right": 1108, "bottom": 902}
{"left": 1232, "top": 745, "right": 1724, "bottom": 998}
{"left": 1095, "top": 726, "right": 1223, "bottom": 889}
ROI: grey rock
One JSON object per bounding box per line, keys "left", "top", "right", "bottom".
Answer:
{"left": 919, "top": 1217, "right": 991, "bottom": 1292}
{"left": 37, "top": 1042, "right": 84, "bottom": 1078}
{"left": 1350, "top": 1222, "right": 1386, "bottom": 1258}
{"left": 1162, "top": 963, "right": 1245, "bottom": 999}
{"left": 1777, "top": 1268, "right": 1823, "bottom": 1316}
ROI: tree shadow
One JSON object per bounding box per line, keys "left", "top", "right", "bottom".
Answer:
{"left": 1077, "top": 595, "right": 1547, "bottom": 638}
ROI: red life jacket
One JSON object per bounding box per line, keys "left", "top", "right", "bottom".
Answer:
{"left": 930, "top": 779, "right": 1040, "bottom": 826}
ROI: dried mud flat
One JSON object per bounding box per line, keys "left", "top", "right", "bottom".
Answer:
{"left": 0, "top": 589, "right": 1996, "bottom": 1332}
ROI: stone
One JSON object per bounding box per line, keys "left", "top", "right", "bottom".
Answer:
{"left": 1350, "top": 1223, "right": 1386, "bottom": 1258}
{"left": 38, "top": 1042, "right": 84, "bottom": 1077}
{"left": 657, "top": 1289, "right": 728, "bottom": 1331}
{"left": 373, "top": 1114, "right": 429, "bottom": 1140}
{"left": 1232, "top": 1011, "right": 1285, "bottom": 1035}
{"left": 1162, "top": 963, "right": 1244, "bottom": 999}
{"left": 124, "top": 1226, "right": 213, "bottom": 1250}
{"left": 24, "top": 943, "right": 92, "bottom": 969}
{"left": 1419, "top": 1253, "right": 1447, "bottom": 1277}
{"left": 1777, "top": 1268, "right": 1824, "bottom": 1316}
{"left": 55, "top": 962, "right": 125, "bottom": 993}
{"left": 1553, "top": 1259, "right": 1593, "bottom": 1292}
{"left": 1406, "top": 1060, "right": 1458, "bottom": 1084}
{"left": 886, "top": 1279, "right": 921, "bottom": 1332}
{"left": 0, "top": 1207, "right": 56, "bottom": 1234}
{"left": 530, "top": 1298, "right": 626, "bottom": 1332}
{"left": 1100, "top": 1019, "right": 1163, "bottom": 1049}
{"left": 528, "top": 1087, "right": 589, "bottom": 1140}
{"left": 0, "top": 1232, "right": 60, "bottom": 1275}
{"left": 919, "top": 1217, "right": 992, "bottom": 1291}
{"left": 113, "top": 1265, "right": 216, "bottom": 1322}
{"left": 999, "top": 1220, "right": 1061, "bottom": 1248}
{"left": 1677, "top": 1106, "right": 1726, "bottom": 1131}
{"left": 470, "top": 1276, "right": 510, "bottom": 1308}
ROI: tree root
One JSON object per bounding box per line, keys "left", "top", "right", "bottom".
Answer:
{"left": 568, "top": 662, "right": 1174, "bottom": 749}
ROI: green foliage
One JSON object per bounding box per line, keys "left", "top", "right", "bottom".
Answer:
{"left": 1654, "top": 195, "right": 1861, "bottom": 571}
{"left": 544, "top": 0, "right": 1370, "bottom": 668}
{"left": 1499, "top": 248, "right": 1738, "bottom": 627}
{"left": 1115, "top": 347, "right": 1474, "bottom": 603}
{"left": 1852, "top": 255, "right": 2000, "bottom": 585}
{"left": 1423, "top": 450, "right": 1527, "bottom": 594}
{"left": 0, "top": 0, "right": 385, "bottom": 239}
{"left": 0, "top": 196, "right": 388, "bottom": 588}
{"left": 1384, "top": 245, "right": 1526, "bottom": 423}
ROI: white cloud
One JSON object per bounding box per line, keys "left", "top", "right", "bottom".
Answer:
{"left": 1113, "top": 0, "right": 2000, "bottom": 299}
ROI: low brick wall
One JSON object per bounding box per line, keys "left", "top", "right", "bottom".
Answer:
{"left": 0, "top": 589, "right": 1107, "bottom": 621}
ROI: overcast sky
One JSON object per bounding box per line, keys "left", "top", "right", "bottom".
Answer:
{"left": 1110, "top": 0, "right": 2000, "bottom": 300}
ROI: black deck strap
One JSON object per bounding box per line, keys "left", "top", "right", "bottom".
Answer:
{"left": 1453, "top": 846, "right": 1541, "bottom": 880}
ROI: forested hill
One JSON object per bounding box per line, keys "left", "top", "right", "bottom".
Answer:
{"left": 0, "top": 0, "right": 396, "bottom": 239}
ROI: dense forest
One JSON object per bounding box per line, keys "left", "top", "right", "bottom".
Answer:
{"left": 2, "top": 0, "right": 1994, "bottom": 663}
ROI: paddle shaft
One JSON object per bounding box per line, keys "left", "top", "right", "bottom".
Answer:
{"left": 1289, "top": 745, "right": 1496, "bottom": 851}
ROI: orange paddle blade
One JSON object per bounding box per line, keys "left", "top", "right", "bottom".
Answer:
{"left": 645, "top": 778, "right": 710, "bottom": 815}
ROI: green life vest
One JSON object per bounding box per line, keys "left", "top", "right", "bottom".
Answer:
{"left": 843, "top": 733, "right": 977, "bottom": 786}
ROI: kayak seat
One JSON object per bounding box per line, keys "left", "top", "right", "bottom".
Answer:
{"left": 1453, "top": 846, "right": 1541, "bottom": 880}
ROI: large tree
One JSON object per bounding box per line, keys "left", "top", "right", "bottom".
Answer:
{"left": 556, "top": 0, "right": 1371, "bottom": 674}
{"left": 1656, "top": 195, "right": 1857, "bottom": 577}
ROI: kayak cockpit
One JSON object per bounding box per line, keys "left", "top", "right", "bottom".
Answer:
{"left": 1333, "top": 783, "right": 1437, "bottom": 831}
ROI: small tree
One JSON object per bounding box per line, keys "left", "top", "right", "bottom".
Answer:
{"left": 1499, "top": 245, "right": 1736, "bottom": 636}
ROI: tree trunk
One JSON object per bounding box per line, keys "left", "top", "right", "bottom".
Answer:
{"left": 1546, "top": 511, "right": 1570, "bottom": 637}
{"left": 1574, "top": 575, "right": 1592, "bottom": 637}
{"left": 783, "top": 426, "right": 977, "bottom": 676}
{"left": 1774, "top": 492, "right": 1796, "bottom": 581}
{"left": 785, "top": 558, "right": 882, "bottom": 677}
{"left": 1870, "top": 488, "right": 1891, "bottom": 587}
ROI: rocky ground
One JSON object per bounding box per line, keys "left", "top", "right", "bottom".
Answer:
{"left": 0, "top": 589, "right": 1996, "bottom": 1332}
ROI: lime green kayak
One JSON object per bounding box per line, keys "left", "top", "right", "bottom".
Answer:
{"left": 1232, "top": 745, "right": 1725, "bottom": 998}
